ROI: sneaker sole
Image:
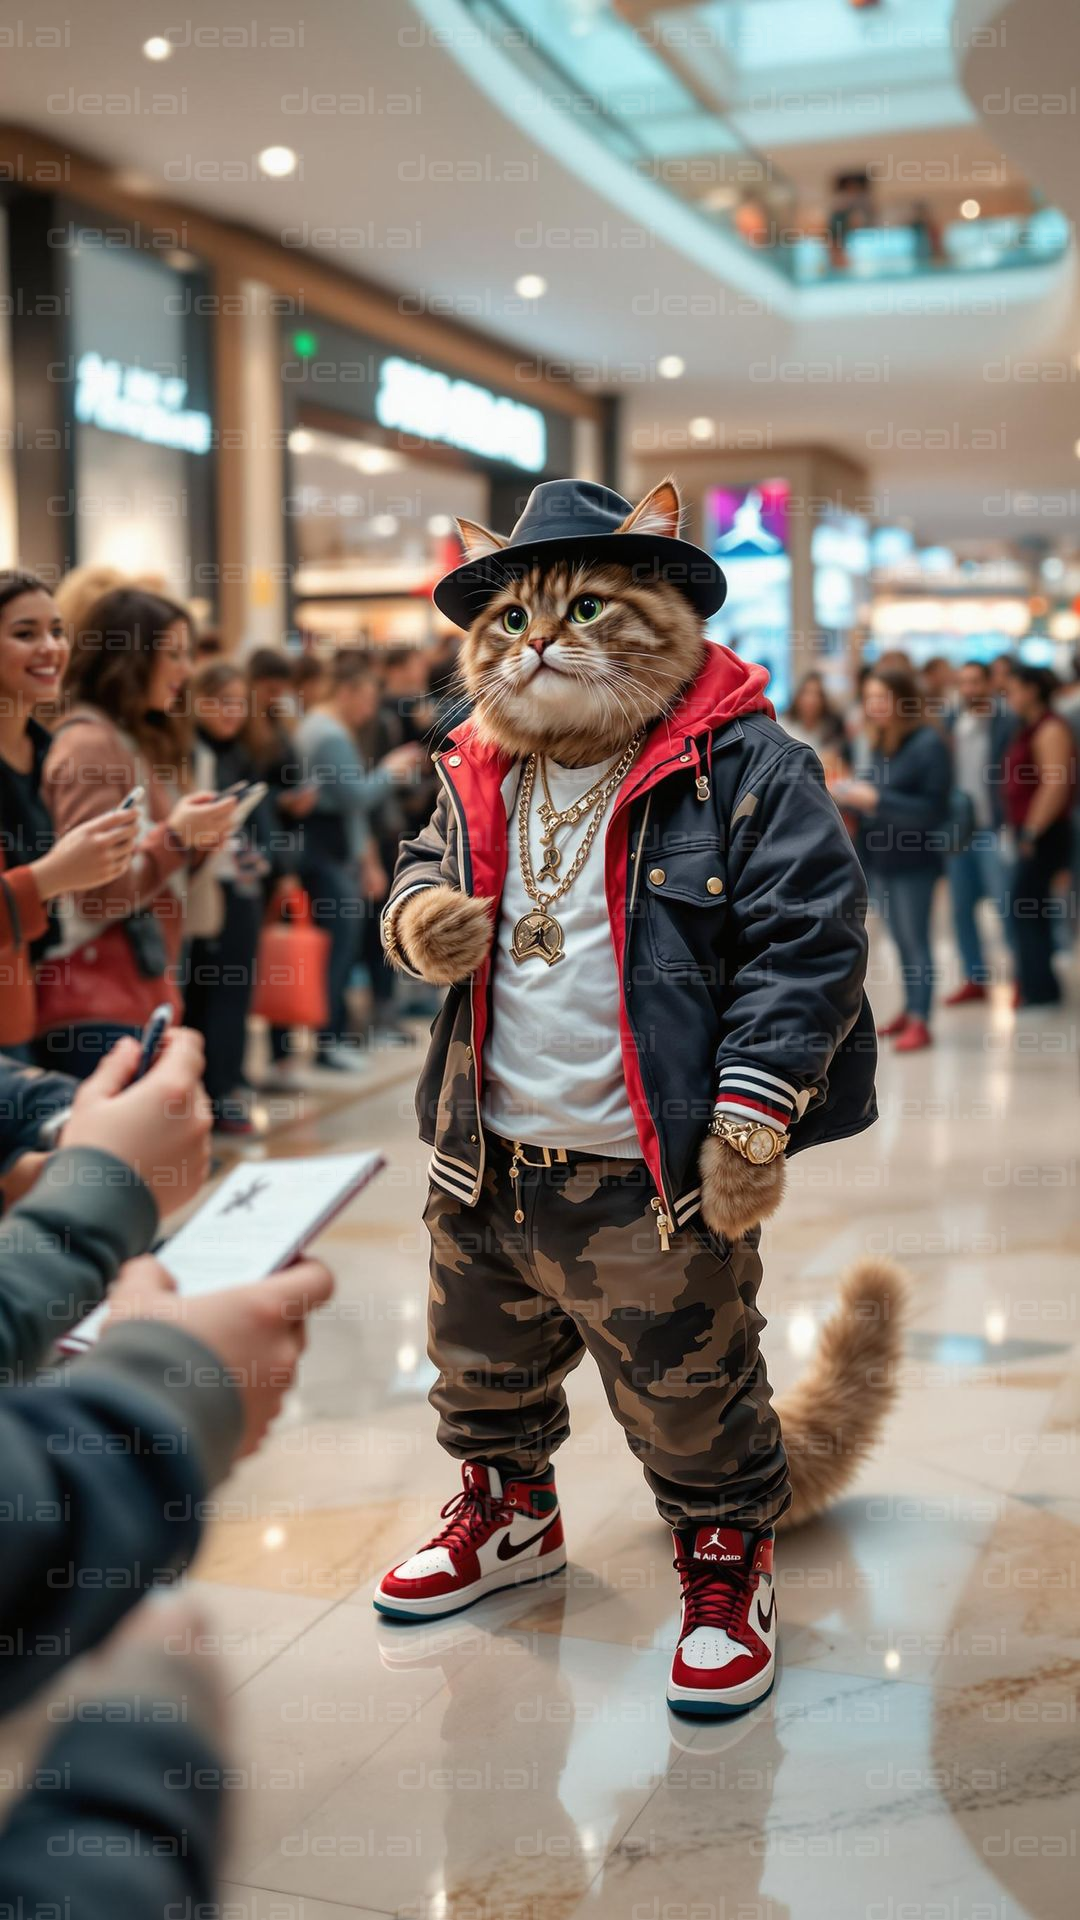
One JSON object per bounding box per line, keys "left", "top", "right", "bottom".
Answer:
{"left": 667, "top": 1663, "right": 776, "bottom": 1719}
{"left": 372, "top": 1544, "right": 568, "bottom": 1621}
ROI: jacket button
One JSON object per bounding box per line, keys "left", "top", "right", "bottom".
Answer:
{"left": 649, "top": 867, "right": 666, "bottom": 885}
{"left": 706, "top": 876, "right": 724, "bottom": 896}
{"left": 465, "top": 1046, "right": 473, "bottom": 1062}
{"left": 447, "top": 754, "right": 462, "bottom": 766}
{"left": 469, "top": 1133, "right": 478, "bottom": 1144}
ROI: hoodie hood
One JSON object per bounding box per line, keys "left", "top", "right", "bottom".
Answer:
{"left": 450, "top": 640, "right": 773, "bottom": 772}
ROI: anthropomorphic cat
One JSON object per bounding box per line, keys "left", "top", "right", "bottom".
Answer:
{"left": 375, "top": 477, "right": 903, "bottom": 1718}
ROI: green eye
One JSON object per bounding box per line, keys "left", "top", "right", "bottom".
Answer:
{"left": 501, "top": 606, "right": 528, "bottom": 635}
{"left": 569, "top": 594, "right": 604, "bottom": 626}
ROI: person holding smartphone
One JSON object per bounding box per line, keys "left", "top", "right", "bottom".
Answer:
{"left": 185, "top": 661, "right": 269, "bottom": 1133}
{"left": 36, "top": 588, "right": 238, "bottom": 1079}
{"left": 0, "top": 571, "right": 141, "bottom": 1057}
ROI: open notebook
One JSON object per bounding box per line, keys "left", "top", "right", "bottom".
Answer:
{"left": 61, "top": 1150, "right": 385, "bottom": 1353}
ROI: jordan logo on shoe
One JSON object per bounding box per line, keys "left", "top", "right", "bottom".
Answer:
{"left": 756, "top": 1590, "right": 776, "bottom": 1634}
{"left": 697, "top": 1528, "right": 743, "bottom": 1563}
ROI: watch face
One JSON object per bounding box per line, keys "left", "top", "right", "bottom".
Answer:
{"left": 747, "top": 1127, "right": 775, "bottom": 1164}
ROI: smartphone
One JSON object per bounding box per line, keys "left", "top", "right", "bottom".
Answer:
{"left": 227, "top": 781, "right": 269, "bottom": 830}
{"left": 133, "top": 1003, "right": 174, "bottom": 1082}
{"left": 119, "top": 785, "right": 145, "bottom": 812}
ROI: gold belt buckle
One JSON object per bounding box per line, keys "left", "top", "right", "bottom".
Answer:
{"left": 505, "top": 1138, "right": 568, "bottom": 1222}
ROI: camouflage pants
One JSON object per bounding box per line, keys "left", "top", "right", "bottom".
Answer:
{"left": 425, "top": 1135, "right": 791, "bottom": 1530}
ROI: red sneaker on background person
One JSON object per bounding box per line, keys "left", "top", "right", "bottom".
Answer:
{"left": 943, "top": 982, "right": 988, "bottom": 1007}
{"left": 373, "top": 1463, "right": 565, "bottom": 1619}
{"left": 892, "top": 1017, "right": 933, "bottom": 1053}
{"left": 667, "top": 1527, "right": 777, "bottom": 1718}
{"left": 876, "top": 1011, "right": 908, "bottom": 1037}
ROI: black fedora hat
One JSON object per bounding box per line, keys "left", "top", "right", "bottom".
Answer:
{"left": 432, "top": 478, "right": 727, "bottom": 631}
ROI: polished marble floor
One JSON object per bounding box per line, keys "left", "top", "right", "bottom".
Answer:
{"left": 189, "top": 924, "right": 1079, "bottom": 1920}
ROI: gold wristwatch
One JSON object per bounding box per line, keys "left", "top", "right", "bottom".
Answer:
{"left": 707, "top": 1112, "right": 788, "bottom": 1165}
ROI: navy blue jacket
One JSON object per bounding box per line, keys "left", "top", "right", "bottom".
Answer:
{"left": 386, "top": 647, "right": 877, "bottom": 1225}
{"left": 857, "top": 725, "right": 953, "bottom": 875}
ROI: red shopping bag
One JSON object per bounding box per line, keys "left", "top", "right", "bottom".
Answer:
{"left": 252, "top": 883, "right": 330, "bottom": 1029}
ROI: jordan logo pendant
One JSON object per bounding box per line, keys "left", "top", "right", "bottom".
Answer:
{"left": 511, "top": 908, "right": 565, "bottom": 966}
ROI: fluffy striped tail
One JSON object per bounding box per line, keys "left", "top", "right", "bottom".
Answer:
{"left": 775, "top": 1257, "right": 910, "bottom": 1531}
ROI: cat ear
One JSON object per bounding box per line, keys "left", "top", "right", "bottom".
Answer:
{"left": 455, "top": 517, "right": 509, "bottom": 561}
{"left": 618, "top": 477, "right": 682, "bottom": 539}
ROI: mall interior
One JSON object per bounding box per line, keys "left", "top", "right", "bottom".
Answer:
{"left": 0, "top": 1, "right": 1078, "bottom": 1916}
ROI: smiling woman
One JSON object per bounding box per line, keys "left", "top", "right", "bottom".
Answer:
{"left": 34, "top": 587, "right": 240, "bottom": 1078}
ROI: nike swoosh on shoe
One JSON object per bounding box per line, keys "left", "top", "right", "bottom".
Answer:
{"left": 496, "top": 1515, "right": 562, "bottom": 1562}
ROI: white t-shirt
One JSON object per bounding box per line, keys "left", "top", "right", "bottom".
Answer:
{"left": 481, "top": 754, "right": 641, "bottom": 1155}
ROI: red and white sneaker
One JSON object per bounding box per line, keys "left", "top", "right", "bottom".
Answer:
{"left": 667, "top": 1526, "right": 777, "bottom": 1718}
{"left": 373, "top": 1463, "right": 566, "bottom": 1620}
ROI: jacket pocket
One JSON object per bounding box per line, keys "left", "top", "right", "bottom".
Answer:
{"left": 644, "top": 840, "right": 728, "bottom": 978}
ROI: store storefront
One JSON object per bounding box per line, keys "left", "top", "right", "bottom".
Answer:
{"left": 278, "top": 318, "right": 576, "bottom": 649}
{"left": 0, "top": 133, "right": 606, "bottom": 646}
{"left": 1, "top": 188, "right": 217, "bottom": 610}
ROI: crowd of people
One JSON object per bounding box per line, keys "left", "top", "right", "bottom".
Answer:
{"left": 0, "top": 565, "right": 453, "bottom": 1135}
{"left": 785, "top": 649, "right": 1079, "bottom": 1050}
{"left": 0, "top": 561, "right": 460, "bottom": 1907}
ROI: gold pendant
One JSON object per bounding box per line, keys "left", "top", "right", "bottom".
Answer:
{"left": 511, "top": 908, "right": 565, "bottom": 967}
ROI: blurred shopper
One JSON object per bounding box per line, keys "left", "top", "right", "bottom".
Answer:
{"left": 1057, "top": 647, "right": 1080, "bottom": 925}
{"left": 53, "top": 563, "right": 125, "bottom": 646}
{"left": 919, "top": 654, "right": 956, "bottom": 729}
{"left": 36, "top": 589, "right": 237, "bottom": 1078}
{"left": 185, "top": 661, "right": 267, "bottom": 1132}
{"left": 364, "top": 647, "right": 439, "bottom": 1035}
{"left": 834, "top": 664, "right": 952, "bottom": 1051}
{"left": 1002, "top": 662, "right": 1076, "bottom": 1007}
{"left": 988, "top": 651, "right": 1015, "bottom": 698}
{"left": 944, "top": 659, "right": 1017, "bottom": 1003}
{"left": 0, "top": 572, "right": 139, "bottom": 1055}
{"left": 827, "top": 168, "right": 877, "bottom": 267}
{"left": 295, "top": 650, "right": 418, "bottom": 1069}
{"left": 783, "top": 671, "right": 849, "bottom": 772}
{"left": 294, "top": 650, "right": 330, "bottom": 715}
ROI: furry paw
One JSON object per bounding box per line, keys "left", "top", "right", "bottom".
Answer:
{"left": 699, "top": 1132, "right": 786, "bottom": 1239}
{"left": 395, "top": 886, "right": 494, "bottom": 986}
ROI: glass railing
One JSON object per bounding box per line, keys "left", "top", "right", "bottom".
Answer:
{"left": 458, "top": 0, "right": 1071, "bottom": 288}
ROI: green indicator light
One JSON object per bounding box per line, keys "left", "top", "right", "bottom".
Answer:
{"left": 292, "top": 330, "right": 319, "bottom": 359}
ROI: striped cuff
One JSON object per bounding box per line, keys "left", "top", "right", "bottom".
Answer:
{"left": 714, "top": 1065, "right": 798, "bottom": 1132}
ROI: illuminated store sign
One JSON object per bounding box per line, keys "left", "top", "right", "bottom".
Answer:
{"left": 74, "top": 351, "right": 212, "bottom": 454}
{"left": 374, "top": 355, "right": 546, "bottom": 472}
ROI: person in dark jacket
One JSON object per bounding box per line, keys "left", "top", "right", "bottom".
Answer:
{"left": 184, "top": 660, "right": 269, "bottom": 1132}
{"left": 833, "top": 663, "right": 952, "bottom": 1051}
{"left": 1002, "top": 662, "right": 1076, "bottom": 1006}
{"left": 942, "top": 659, "right": 1017, "bottom": 1002}
{"left": 0, "top": 1027, "right": 333, "bottom": 1915}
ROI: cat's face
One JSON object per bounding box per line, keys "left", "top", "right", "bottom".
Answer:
{"left": 455, "top": 479, "right": 704, "bottom": 764}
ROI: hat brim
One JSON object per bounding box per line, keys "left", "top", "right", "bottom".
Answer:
{"left": 432, "top": 532, "right": 727, "bottom": 630}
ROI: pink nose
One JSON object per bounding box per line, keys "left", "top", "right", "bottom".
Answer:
{"left": 527, "top": 631, "right": 553, "bottom": 656}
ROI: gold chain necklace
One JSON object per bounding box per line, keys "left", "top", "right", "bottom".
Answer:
{"left": 511, "top": 734, "right": 643, "bottom": 967}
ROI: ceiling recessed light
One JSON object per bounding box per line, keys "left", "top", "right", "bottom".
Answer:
{"left": 960, "top": 198, "right": 980, "bottom": 220}
{"left": 689, "top": 417, "right": 715, "bottom": 442}
{"left": 514, "top": 273, "right": 547, "bottom": 300}
{"left": 288, "top": 429, "right": 314, "bottom": 454}
{"left": 658, "top": 355, "right": 685, "bottom": 380}
{"left": 142, "top": 35, "right": 172, "bottom": 61}
{"left": 427, "top": 514, "right": 454, "bottom": 536}
{"left": 258, "top": 145, "right": 298, "bottom": 179}
{"left": 701, "top": 186, "right": 737, "bottom": 213}
{"left": 372, "top": 514, "right": 399, "bottom": 538}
